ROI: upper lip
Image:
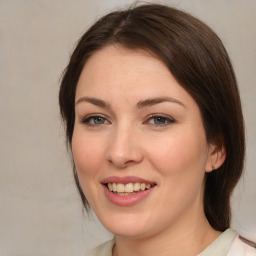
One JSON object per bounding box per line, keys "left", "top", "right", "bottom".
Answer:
{"left": 101, "top": 176, "right": 156, "bottom": 185}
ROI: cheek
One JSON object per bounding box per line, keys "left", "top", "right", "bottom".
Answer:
{"left": 71, "top": 129, "right": 109, "bottom": 209}
{"left": 146, "top": 128, "right": 208, "bottom": 214}
{"left": 72, "top": 130, "right": 106, "bottom": 180}
{"left": 147, "top": 127, "right": 208, "bottom": 178}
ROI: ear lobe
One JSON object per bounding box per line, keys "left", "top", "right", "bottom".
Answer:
{"left": 206, "top": 143, "right": 226, "bottom": 173}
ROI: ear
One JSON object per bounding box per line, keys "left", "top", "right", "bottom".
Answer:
{"left": 205, "top": 142, "right": 226, "bottom": 173}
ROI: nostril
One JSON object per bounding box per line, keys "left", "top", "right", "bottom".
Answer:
{"left": 106, "top": 135, "right": 143, "bottom": 167}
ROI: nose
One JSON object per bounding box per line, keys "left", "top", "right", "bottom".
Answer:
{"left": 106, "top": 125, "right": 143, "bottom": 168}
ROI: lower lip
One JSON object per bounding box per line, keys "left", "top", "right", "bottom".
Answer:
{"left": 103, "top": 185, "right": 155, "bottom": 207}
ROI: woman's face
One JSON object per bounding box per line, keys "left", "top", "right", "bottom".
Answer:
{"left": 72, "top": 45, "right": 215, "bottom": 238}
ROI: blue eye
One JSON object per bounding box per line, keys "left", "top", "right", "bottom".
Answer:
{"left": 147, "top": 114, "right": 175, "bottom": 126}
{"left": 81, "top": 115, "right": 108, "bottom": 126}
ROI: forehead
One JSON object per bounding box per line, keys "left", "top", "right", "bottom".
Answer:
{"left": 78, "top": 45, "right": 168, "bottom": 83}
{"left": 75, "top": 45, "right": 197, "bottom": 110}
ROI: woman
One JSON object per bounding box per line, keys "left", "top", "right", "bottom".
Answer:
{"left": 59, "top": 3, "right": 256, "bottom": 256}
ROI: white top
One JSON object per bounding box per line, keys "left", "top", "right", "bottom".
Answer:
{"left": 85, "top": 229, "right": 256, "bottom": 256}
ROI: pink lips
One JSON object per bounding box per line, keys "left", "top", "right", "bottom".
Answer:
{"left": 102, "top": 176, "right": 155, "bottom": 185}
{"left": 101, "top": 176, "right": 156, "bottom": 207}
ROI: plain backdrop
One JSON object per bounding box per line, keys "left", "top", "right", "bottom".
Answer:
{"left": 0, "top": 0, "right": 255, "bottom": 255}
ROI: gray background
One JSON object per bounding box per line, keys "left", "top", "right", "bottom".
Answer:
{"left": 0, "top": 0, "right": 255, "bottom": 255}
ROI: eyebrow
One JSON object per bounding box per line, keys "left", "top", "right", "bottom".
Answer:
{"left": 137, "top": 97, "right": 185, "bottom": 108}
{"left": 76, "top": 97, "right": 110, "bottom": 108}
{"left": 75, "top": 96, "right": 185, "bottom": 109}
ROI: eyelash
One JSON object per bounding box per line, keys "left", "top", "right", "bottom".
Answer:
{"left": 80, "top": 114, "right": 175, "bottom": 127}
{"left": 145, "top": 114, "right": 175, "bottom": 127}
{"left": 80, "top": 114, "right": 109, "bottom": 126}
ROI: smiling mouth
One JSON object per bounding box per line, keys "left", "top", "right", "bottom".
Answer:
{"left": 105, "top": 182, "right": 156, "bottom": 196}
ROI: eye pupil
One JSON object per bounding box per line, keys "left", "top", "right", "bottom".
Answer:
{"left": 94, "top": 117, "right": 104, "bottom": 124}
{"left": 154, "top": 117, "right": 166, "bottom": 124}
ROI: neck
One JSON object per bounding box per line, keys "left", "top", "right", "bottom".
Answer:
{"left": 113, "top": 214, "right": 221, "bottom": 256}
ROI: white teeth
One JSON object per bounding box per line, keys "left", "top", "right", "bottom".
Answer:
{"left": 141, "top": 183, "right": 146, "bottom": 190}
{"left": 116, "top": 183, "right": 125, "bottom": 193}
{"left": 124, "top": 183, "right": 134, "bottom": 193}
{"left": 108, "top": 183, "right": 113, "bottom": 191}
{"left": 146, "top": 184, "right": 151, "bottom": 189}
{"left": 134, "top": 182, "right": 140, "bottom": 191}
{"left": 107, "top": 182, "right": 153, "bottom": 193}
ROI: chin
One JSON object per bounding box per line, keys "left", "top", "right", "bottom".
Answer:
{"left": 98, "top": 211, "right": 155, "bottom": 238}
{"left": 108, "top": 224, "right": 153, "bottom": 238}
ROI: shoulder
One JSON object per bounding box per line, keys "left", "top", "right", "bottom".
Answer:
{"left": 84, "top": 238, "right": 115, "bottom": 256}
{"left": 228, "top": 234, "right": 256, "bottom": 256}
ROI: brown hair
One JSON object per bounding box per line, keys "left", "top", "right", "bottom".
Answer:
{"left": 59, "top": 3, "right": 245, "bottom": 231}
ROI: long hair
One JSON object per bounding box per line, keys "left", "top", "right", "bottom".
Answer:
{"left": 59, "top": 4, "right": 245, "bottom": 231}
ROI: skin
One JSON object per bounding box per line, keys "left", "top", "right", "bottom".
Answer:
{"left": 72, "top": 45, "right": 226, "bottom": 256}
